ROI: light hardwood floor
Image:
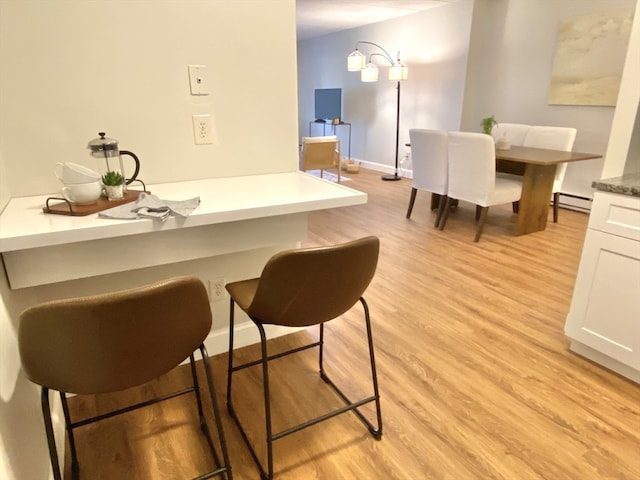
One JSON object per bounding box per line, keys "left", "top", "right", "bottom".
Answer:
{"left": 66, "top": 168, "right": 640, "bottom": 479}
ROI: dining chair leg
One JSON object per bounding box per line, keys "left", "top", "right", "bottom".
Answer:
{"left": 439, "top": 197, "right": 454, "bottom": 230}
{"left": 434, "top": 194, "right": 447, "bottom": 228}
{"left": 475, "top": 205, "right": 481, "bottom": 222}
{"left": 553, "top": 193, "right": 560, "bottom": 222}
{"left": 474, "top": 207, "right": 489, "bottom": 242}
{"left": 512, "top": 201, "right": 519, "bottom": 214}
{"left": 406, "top": 188, "right": 417, "bottom": 219}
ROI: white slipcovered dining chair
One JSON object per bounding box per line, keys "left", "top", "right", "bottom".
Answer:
{"left": 522, "top": 126, "right": 577, "bottom": 222}
{"left": 300, "top": 135, "right": 341, "bottom": 183}
{"left": 491, "top": 123, "right": 531, "bottom": 147}
{"left": 406, "top": 129, "right": 448, "bottom": 227}
{"left": 440, "top": 132, "right": 523, "bottom": 242}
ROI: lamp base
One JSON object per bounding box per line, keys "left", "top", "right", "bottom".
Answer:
{"left": 381, "top": 173, "right": 401, "bottom": 181}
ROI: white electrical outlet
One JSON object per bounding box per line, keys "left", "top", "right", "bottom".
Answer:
{"left": 192, "top": 114, "right": 214, "bottom": 145}
{"left": 209, "top": 277, "right": 225, "bottom": 302}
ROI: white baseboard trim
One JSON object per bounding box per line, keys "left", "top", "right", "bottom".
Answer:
{"left": 354, "top": 160, "right": 593, "bottom": 213}
{"left": 558, "top": 194, "right": 592, "bottom": 213}
{"left": 351, "top": 158, "right": 400, "bottom": 177}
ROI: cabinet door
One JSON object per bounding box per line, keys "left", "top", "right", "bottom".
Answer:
{"left": 589, "top": 191, "right": 640, "bottom": 241}
{"left": 565, "top": 230, "right": 640, "bottom": 369}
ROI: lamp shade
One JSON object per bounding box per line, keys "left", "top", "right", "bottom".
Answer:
{"left": 389, "top": 62, "right": 408, "bottom": 81}
{"left": 347, "top": 50, "right": 365, "bottom": 71}
{"left": 361, "top": 62, "right": 379, "bottom": 82}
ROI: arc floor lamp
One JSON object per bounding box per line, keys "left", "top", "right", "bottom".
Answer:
{"left": 347, "top": 41, "right": 408, "bottom": 181}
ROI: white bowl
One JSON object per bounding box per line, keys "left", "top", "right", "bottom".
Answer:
{"left": 61, "top": 180, "right": 103, "bottom": 205}
{"left": 55, "top": 162, "right": 101, "bottom": 184}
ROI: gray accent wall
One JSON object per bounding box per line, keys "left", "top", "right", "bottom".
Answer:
{"left": 297, "top": 0, "right": 475, "bottom": 175}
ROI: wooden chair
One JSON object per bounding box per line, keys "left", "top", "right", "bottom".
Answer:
{"left": 225, "top": 236, "right": 382, "bottom": 479}
{"left": 406, "top": 129, "right": 449, "bottom": 227}
{"left": 18, "top": 276, "right": 233, "bottom": 480}
{"left": 523, "top": 126, "right": 577, "bottom": 222}
{"left": 300, "top": 135, "right": 341, "bottom": 182}
{"left": 440, "top": 132, "right": 523, "bottom": 242}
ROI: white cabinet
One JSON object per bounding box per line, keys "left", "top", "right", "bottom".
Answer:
{"left": 565, "top": 191, "right": 640, "bottom": 382}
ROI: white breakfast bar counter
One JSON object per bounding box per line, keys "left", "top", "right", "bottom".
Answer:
{"left": 0, "top": 172, "right": 367, "bottom": 289}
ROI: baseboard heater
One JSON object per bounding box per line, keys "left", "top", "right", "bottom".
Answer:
{"left": 558, "top": 192, "right": 592, "bottom": 214}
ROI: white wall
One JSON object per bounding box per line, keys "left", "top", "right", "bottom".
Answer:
{"left": 625, "top": 106, "right": 640, "bottom": 175}
{"left": 602, "top": 5, "right": 640, "bottom": 178}
{"left": 0, "top": 0, "right": 299, "bottom": 198}
{"left": 0, "top": 1, "right": 299, "bottom": 479}
{"left": 297, "top": 0, "right": 475, "bottom": 174}
{"left": 462, "top": 0, "right": 636, "bottom": 199}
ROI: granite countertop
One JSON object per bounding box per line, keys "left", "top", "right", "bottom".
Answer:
{"left": 592, "top": 172, "right": 640, "bottom": 197}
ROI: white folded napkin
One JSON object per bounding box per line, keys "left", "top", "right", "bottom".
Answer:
{"left": 99, "top": 193, "right": 200, "bottom": 222}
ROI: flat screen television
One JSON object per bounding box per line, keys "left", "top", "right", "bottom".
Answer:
{"left": 314, "top": 88, "right": 342, "bottom": 121}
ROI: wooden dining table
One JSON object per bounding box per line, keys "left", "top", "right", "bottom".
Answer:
{"left": 494, "top": 146, "right": 602, "bottom": 235}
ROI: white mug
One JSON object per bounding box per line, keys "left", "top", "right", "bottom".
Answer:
{"left": 61, "top": 181, "right": 102, "bottom": 205}
{"left": 55, "top": 162, "right": 101, "bottom": 184}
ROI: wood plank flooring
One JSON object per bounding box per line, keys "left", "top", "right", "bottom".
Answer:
{"left": 65, "top": 169, "right": 640, "bottom": 479}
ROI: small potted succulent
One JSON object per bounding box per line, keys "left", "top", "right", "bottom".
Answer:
{"left": 480, "top": 115, "right": 498, "bottom": 135}
{"left": 101, "top": 171, "right": 125, "bottom": 201}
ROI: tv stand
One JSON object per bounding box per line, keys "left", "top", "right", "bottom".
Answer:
{"left": 308, "top": 120, "right": 351, "bottom": 161}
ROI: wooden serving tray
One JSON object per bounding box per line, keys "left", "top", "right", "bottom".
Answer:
{"left": 43, "top": 189, "right": 149, "bottom": 216}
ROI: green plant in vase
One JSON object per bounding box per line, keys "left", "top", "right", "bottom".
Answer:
{"left": 101, "top": 171, "right": 125, "bottom": 201}
{"left": 480, "top": 115, "right": 498, "bottom": 135}
{"left": 101, "top": 171, "right": 125, "bottom": 186}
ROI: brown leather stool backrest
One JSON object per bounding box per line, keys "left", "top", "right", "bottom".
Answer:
{"left": 246, "top": 236, "right": 379, "bottom": 327}
{"left": 19, "top": 276, "right": 211, "bottom": 394}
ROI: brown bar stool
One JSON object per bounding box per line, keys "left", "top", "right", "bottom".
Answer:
{"left": 18, "top": 276, "right": 233, "bottom": 480}
{"left": 225, "top": 236, "right": 382, "bottom": 480}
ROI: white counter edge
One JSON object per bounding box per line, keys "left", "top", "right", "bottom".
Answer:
{"left": 0, "top": 172, "right": 367, "bottom": 253}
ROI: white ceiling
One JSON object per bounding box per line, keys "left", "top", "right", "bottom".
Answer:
{"left": 296, "top": 0, "right": 458, "bottom": 41}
